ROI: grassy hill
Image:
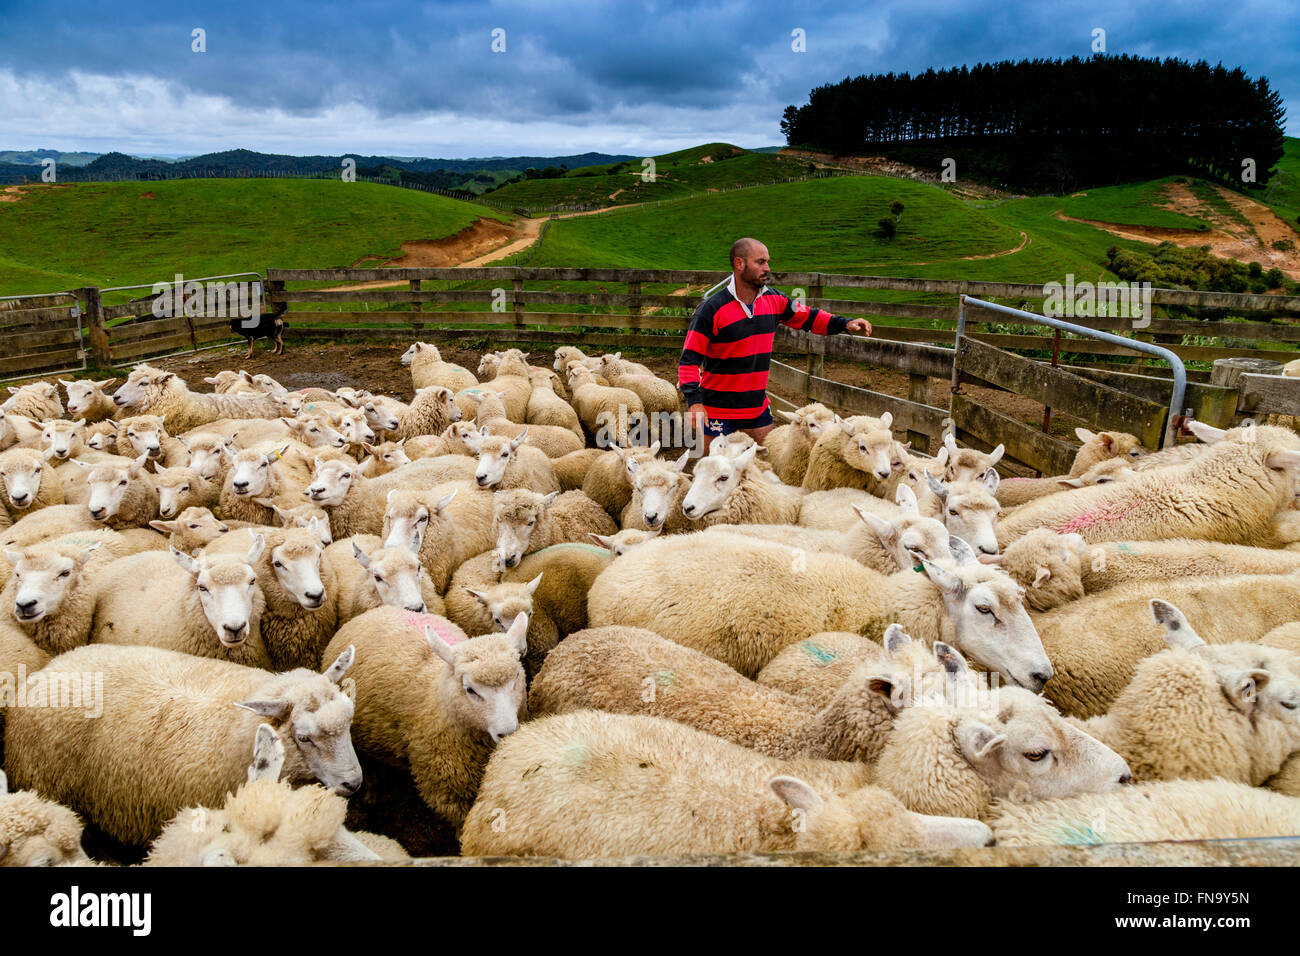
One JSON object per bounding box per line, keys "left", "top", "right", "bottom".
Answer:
{"left": 484, "top": 143, "right": 818, "bottom": 211}
{"left": 1260, "top": 136, "right": 1300, "bottom": 227}
{"left": 0, "top": 179, "right": 511, "bottom": 294}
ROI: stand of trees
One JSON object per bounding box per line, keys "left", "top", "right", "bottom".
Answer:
{"left": 781, "top": 55, "right": 1286, "bottom": 193}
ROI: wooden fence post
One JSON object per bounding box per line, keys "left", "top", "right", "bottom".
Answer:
{"left": 409, "top": 279, "right": 424, "bottom": 332}
{"left": 805, "top": 277, "right": 825, "bottom": 400}
{"left": 82, "top": 286, "right": 110, "bottom": 367}
{"left": 512, "top": 270, "right": 525, "bottom": 330}
{"left": 907, "top": 373, "right": 930, "bottom": 453}
{"left": 627, "top": 280, "right": 642, "bottom": 332}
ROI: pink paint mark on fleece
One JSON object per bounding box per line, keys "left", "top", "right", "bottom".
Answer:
{"left": 1057, "top": 497, "right": 1143, "bottom": 535}
{"left": 404, "top": 611, "right": 463, "bottom": 645}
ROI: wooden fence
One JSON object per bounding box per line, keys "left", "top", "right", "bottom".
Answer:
{"left": 5, "top": 266, "right": 1300, "bottom": 474}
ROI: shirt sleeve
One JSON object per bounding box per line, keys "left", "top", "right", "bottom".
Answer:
{"left": 678, "top": 302, "right": 713, "bottom": 407}
{"left": 775, "top": 291, "right": 850, "bottom": 336}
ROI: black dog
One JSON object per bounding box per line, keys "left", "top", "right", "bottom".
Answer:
{"left": 230, "top": 300, "right": 289, "bottom": 359}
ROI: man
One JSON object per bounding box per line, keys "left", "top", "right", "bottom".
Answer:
{"left": 678, "top": 238, "right": 871, "bottom": 452}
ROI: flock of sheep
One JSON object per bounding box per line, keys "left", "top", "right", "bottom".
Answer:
{"left": 1, "top": 341, "right": 1300, "bottom": 865}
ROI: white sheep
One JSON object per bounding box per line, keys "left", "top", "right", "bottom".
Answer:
{"left": 524, "top": 368, "right": 584, "bottom": 438}
{"left": 38, "top": 418, "right": 88, "bottom": 462}
{"left": 402, "top": 342, "right": 478, "bottom": 394}
{"left": 111, "top": 365, "right": 282, "bottom": 432}
{"left": 680, "top": 443, "right": 802, "bottom": 526}
{"left": 942, "top": 433, "right": 1004, "bottom": 483}
{"left": 59, "top": 377, "right": 117, "bottom": 424}
{"left": 764, "top": 402, "right": 837, "bottom": 486}
{"left": 620, "top": 451, "right": 693, "bottom": 533}
{"left": 565, "top": 363, "right": 644, "bottom": 448}
{"left": 466, "top": 428, "right": 560, "bottom": 495}
{"left": 324, "top": 534, "right": 442, "bottom": 623}
{"left": 488, "top": 488, "right": 616, "bottom": 571}
{"left": 801, "top": 413, "right": 906, "bottom": 494}
{"left": 0, "top": 771, "right": 90, "bottom": 867}
{"left": 4, "top": 642, "right": 360, "bottom": 847}
{"left": 381, "top": 484, "right": 493, "bottom": 593}
{"left": 464, "top": 390, "right": 583, "bottom": 458}
{"left": 0, "top": 447, "right": 63, "bottom": 528}
{"left": 995, "top": 457, "right": 1136, "bottom": 508}
{"left": 305, "top": 455, "right": 476, "bottom": 539}
{"left": 391, "top": 386, "right": 464, "bottom": 441}
{"left": 1, "top": 539, "right": 101, "bottom": 656}
{"left": 925, "top": 470, "right": 1002, "bottom": 557}
{"left": 580, "top": 441, "right": 661, "bottom": 518}
{"left": 2, "top": 382, "right": 63, "bottom": 421}
{"left": 1068, "top": 428, "right": 1145, "bottom": 476}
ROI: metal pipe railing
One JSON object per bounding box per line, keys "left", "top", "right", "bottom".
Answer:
{"left": 958, "top": 295, "right": 1187, "bottom": 449}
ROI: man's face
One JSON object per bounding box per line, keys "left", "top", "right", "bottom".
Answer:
{"left": 735, "top": 245, "right": 771, "bottom": 286}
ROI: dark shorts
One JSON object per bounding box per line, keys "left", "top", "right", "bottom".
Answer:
{"left": 702, "top": 407, "right": 774, "bottom": 437}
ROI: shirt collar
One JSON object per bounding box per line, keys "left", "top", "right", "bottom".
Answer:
{"left": 726, "top": 275, "right": 768, "bottom": 318}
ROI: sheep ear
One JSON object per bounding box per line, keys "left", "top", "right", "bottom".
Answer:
{"left": 895, "top": 484, "right": 919, "bottom": 513}
{"left": 97, "top": 378, "right": 117, "bottom": 389}
{"left": 505, "top": 612, "right": 529, "bottom": 656}
{"left": 128, "top": 454, "right": 148, "bottom": 477}
{"left": 171, "top": 546, "right": 199, "bottom": 576}
{"left": 355, "top": 458, "right": 373, "bottom": 476}
{"left": 589, "top": 533, "right": 614, "bottom": 550}
{"left": 148, "top": 519, "right": 178, "bottom": 534}
{"left": 673, "top": 450, "right": 691, "bottom": 472}
{"left": 866, "top": 675, "right": 898, "bottom": 710}
{"left": 435, "top": 488, "right": 458, "bottom": 512}
{"left": 883, "top": 623, "right": 911, "bottom": 655}
{"left": 768, "top": 775, "right": 824, "bottom": 815}
{"left": 1062, "top": 532, "right": 1088, "bottom": 556}
{"left": 1032, "top": 565, "right": 1052, "bottom": 588}
{"left": 1222, "top": 669, "right": 1270, "bottom": 712}
{"left": 947, "top": 536, "right": 979, "bottom": 566}
{"left": 944, "top": 433, "right": 959, "bottom": 454}
{"left": 1266, "top": 450, "right": 1300, "bottom": 470}
{"left": 735, "top": 443, "right": 758, "bottom": 470}
{"left": 0, "top": 770, "right": 7, "bottom": 795}
{"left": 525, "top": 573, "right": 543, "bottom": 595}
{"left": 247, "top": 724, "right": 285, "bottom": 783}
{"left": 920, "top": 558, "right": 964, "bottom": 596}
{"left": 982, "top": 468, "right": 1000, "bottom": 494}
{"left": 934, "top": 447, "right": 949, "bottom": 468}
{"left": 245, "top": 533, "right": 266, "bottom": 566}
{"left": 1099, "top": 433, "right": 1115, "bottom": 451}
{"left": 647, "top": 440, "right": 661, "bottom": 456}
{"left": 879, "top": 411, "right": 893, "bottom": 430}
{"left": 956, "top": 719, "right": 1006, "bottom": 763}
{"left": 463, "top": 586, "right": 491, "bottom": 608}
{"left": 776, "top": 409, "right": 795, "bottom": 422}
{"left": 67, "top": 458, "right": 92, "bottom": 470}
{"left": 986, "top": 444, "right": 1005, "bottom": 466}
{"left": 1149, "top": 599, "right": 1206, "bottom": 650}
{"left": 509, "top": 429, "right": 529, "bottom": 450}
{"left": 1057, "top": 477, "right": 1085, "bottom": 488}
{"left": 235, "top": 698, "right": 292, "bottom": 719}
{"left": 314, "top": 456, "right": 326, "bottom": 474}
{"left": 1074, "top": 427, "right": 1097, "bottom": 443}
{"left": 75, "top": 542, "right": 102, "bottom": 566}
{"left": 934, "top": 641, "right": 969, "bottom": 680}
{"left": 541, "top": 491, "right": 560, "bottom": 510}
{"left": 857, "top": 508, "right": 895, "bottom": 545}
{"left": 1186, "top": 420, "right": 1226, "bottom": 444}
{"left": 925, "top": 473, "right": 948, "bottom": 501}
{"left": 322, "top": 644, "right": 356, "bottom": 683}
{"left": 3, "top": 548, "right": 24, "bottom": 567}
{"left": 424, "top": 626, "right": 458, "bottom": 667}
{"left": 351, "top": 541, "right": 371, "bottom": 569}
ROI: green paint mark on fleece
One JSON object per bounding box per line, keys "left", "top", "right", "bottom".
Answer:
{"left": 1116, "top": 541, "right": 1138, "bottom": 555}
{"left": 1055, "top": 824, "right": 1104, "bottom": 845}
{"left": 654, "top": 669, "right": 676, "bottom": 686}
{"left": 800, "top": 640, "right": 837, "bottom": 665}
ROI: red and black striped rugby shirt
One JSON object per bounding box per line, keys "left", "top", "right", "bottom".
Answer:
{"left": 678, "top": 278, "right": 850, "bottom": 419}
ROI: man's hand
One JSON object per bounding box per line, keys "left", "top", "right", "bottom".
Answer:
{"left": 844, "top": 318, "right": 872, "bottom": 335}
{"left": 687, "top": 403, "right": 707, "bottom": 434}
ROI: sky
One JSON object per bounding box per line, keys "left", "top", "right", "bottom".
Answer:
{"left": 0, "top": 0, "right": 1296, "bottom": 159}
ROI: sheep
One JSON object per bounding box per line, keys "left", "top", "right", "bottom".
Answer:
{"left": 708, "top": 431, "right": 775, "bottom": 472}
{"left": 38, "top": 418, "right": 87, "bottom": 462}
{"left": 319, "top": 607, "right": 526, "bottom": 832}
{"left": 588, "top": 530, "right": 1053, "bottom": 690}
{"left": 565, "top": 363, "right": 644, "bottom": 448}
{"left": 0, "top": 772, "right": 89, "bottom": 867}
{"left": 0, "top": 447, "right": 63, "bottom": 528}
{"left": 801, "top": 414, "right": 906, "bottom": 494}
{"left": 710, "top": 485, "right": 951, "bottom": 575}
{"left": 1032, "top": 572, "right": 1300, "bottom": 718}
{"left": 991, "top": 529, "right": 1088, "bottom": 611}
{"left": 69, "top": 454, "right": 159, "bottom": 529}
{"left": 202, "top": 369, "right": 258, "bottom": 394}
{"left": 359, "top": 439, "right": 411, "bottom": 476}
{"left": 467, "top": 428, "right": 560, "bottom": 495}
{"left": 217, "top": 443, "right": 313, "bottom": 525}
{"left": 144, "top": 725, "right": 384, "bottom": 866}
{"left": 464, "top": 389, "right": 583, "bottom": 458}
{"left": 763, "top": 402, "right": 837, "bottom": 486}
{"left": 2, "top": 382, "right": 62, "bottom": 421}
{"left": 148, "top": 507, "right": 231, "bottom": 553}
{"left": 489, "top": 488, "right": 617, "bottom": 571}
{"left": 796, "top": 485, "right": 907, "bottom": 530}
{"left": 402, "top": 342, "right": 478, "bottom": 393}
{"left": 1069, "top": 428, "right": 1145, "bottom": 476}
{"left": 925, "top": 470, "right": 1002, "bottom": 557}
{"left": 1077, "top": 539, "right": 1300, "bottom": 593}
{"left": 989, "top": 779, "right": 1300, "bottom": 846}
{"left": 0, "top": 505, "right": 98, "bottom": 551}
{"left": 0, "top": 413, "right": 41, "bottom": 452}
{"left": 403, "top": 420, "right": 478, "bottom": 461}
{"left": 1, "top": 540, "right": 101, "bottom": 656}
{"left": 996, "top": 422, "right": 1300, "bottom": 546}
{"left": 306, "top": 456, "right": 477, "bottom": 539}
{"left": 111, "top": 365, "right": 282, "bottom": 432}
{"left": 59, "top": 378, "right": 117, "bottom": 424}
{"left": 391, "top": 386, "right": 463, "bottom": 441}
{"left": 151, "top": 464, "right": 217, "bottom": 520}
{"left": 524, "top": 368, "right": 584, "bottom": 438}
{"left": 552, "top": 345, "right": 595, "bottom": 374}
{"left": 942, "top": 433, "right": 1004, "bottom": 483}
{"left": 445, "top": 542, "right": 613, "bottom": 677}
{"left": 598, "top": 354, "right": 680, "bottom": 418}
{"left": 1071, "top": 599, "right": 1300, "bottom": 785}
{"left": 620, "top": 451, "right": 693, "bottom": 533}
{"left": 325, "top": 535, "right": 443, "bottom": 624}
{"left": 581, "top": 441, "right": 660, "bottom": 518}
{"left": 4, "top": 642, "right": 360, "bottom": 847}
{"left": 89, "top": 538, "right": 272, "bottom": 669}
{"left": 459, "top": 710, "right": 993, "bottom": 858}
{"left": 458, "top": 351, "right": 532, "bottom": 423}
{"left": 756, "top": 630, "right": 931, "bottom": 707}
{"left": 82, "top": 420, "right": 119, "bottom": 453}
{"left": 530, "top": 623, "right": 951, "bottom": 764}
{"left": 114, "top": 414, "right": 188, "bottom": 466}
{"left": 680, "top": 443, "right": 802, "bottom": 526}
{"left": 381, "top": 484, "right": 492, "bottom": 592}
{"left": 553, "top": 447, "right": 604, "bottom": 491}
{"left": 589, "top": 525, "right": 661, "bottom": 558}
{"left": 175, "top": 431, "right": 234, "bottom": 484}
{"left": 995, "top": 457, "right": 1136, "bottom": 508}
{"left": 1259, "top": 621, "right": 1300, "bottom": 655}
{"left": 357, "top": 394, "right": 405, "bottom": 437}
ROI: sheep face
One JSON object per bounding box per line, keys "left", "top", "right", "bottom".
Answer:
{"left": 118, "top": 415, "right": 167, "bottom": 459}
{"left": 112, "top": 366, "right": 173, "bottom": 409}
{"left": 771, "top": 777, "right": 993, "bottom": 852}
{"left": 627, "top": 454, "right": 687, "bottom": 529}
{"left": 203, "top": 370, "right": 244, "bottom": 392}
{"left": 1198, "top": 643, "right": 1300, "bottom": 731}
{"left": 361, "top": 440, "right": 410, "bottom": 475}
{"left": 305, "top": 458, "right": 359, "bottom": 507}
{"left": 943, "top": 434, "right": 1004, "bottom": 483}
{"left": 334, "top": 409, "right": 375, "bottom": 447}
{"left": 383, "top": 494, "right": 430, "bottom": 553}
{"left": 353, "top": 543, "right": 426, "bottom": 613}
{"left": 334, "top": 387, "right": 371, "bottom": 408}
{"left": 265, "top": 503, "right": 333, "bottom": 546}
{"left": 0, "top": 449, "right": 46, "bottom": 511}
{"left": 3, "top": 382, "right": 62, "bottom": 417}
{"left": 5, "top": 545, "right": 97, "bottom": 624}
{"left": 465, "top": 581, "right": 539, "bottom": 632}
{"left": 493, "top": 490, "right": 555, "bottom": 569}
{"left": 40, "top": 419, "right": 84, "bottom": 461}
{"left": 475, "top": 431, "right": 527, "bottom": 488}
{"left": 59, "top": 377, "right": 114, "bottom": 418}
{"left": 238, "top": 646, "right": 363, "bottom": 795}
{"left": 682, "top": 448, "right": 756, "bottom": 519}
{"left": 478, "top": 353, "right": 503, "bottom": 378}
{"left": 860, "top": 508, "right": 951, "bottom": 571}
{"left": 250, "top": 373, "right": 286, "bottom": 397}
{"left": 553, "top": 346, "right": 587, "bottom": 374}
{"left": 428, "top": 617, "right": 528, "bottom": 743}
{"left": 284, "top": 414, "right": 346, "bottom": 449}
{"left": 929, "top": 472, "right": 1001, "bottom": 557}
{"left": 0, "top": 783, "right": 90, "bottom": 867}
{"left": 228, "top": 448, "right": 281, "bottom": 498}
{"left": 84, "top": 422, "right": 118, "bottom": 452}
{"left": 954, "top": 686, "right": 1131, "bottom": 801}
{"left": 361, "top": 399, "right": 400, "bottom": 433}
{"left": 182, "top": 434, "right": 230, "bottom": 480}
{"left": 270, "top": 531, "right": 328, "bottom": 611}
{"left": 150, "top": 507, "right": 229, "bottom": 544}
{"left": 153, "top": 465, "right": 203, "bottom": 519}
{"left": 591, "top": 526, "right": 661, "bottom": 558}
{"left": 174, "top": 539, "right": 263, "bottom": 646}
{"left": 82, "top": 456, "right": 147, "bottom": 521}
{"left": 793, "top": 403, "right": 835, "bottom": 442}
{"left": 999, "top": 529, "right": 1087, "bottom": 612}
{"left": 921, "top": 557, "right": 1053, "bottom": 693}
{"left": 843, "top": 423, "right": 902, "bottom": 483}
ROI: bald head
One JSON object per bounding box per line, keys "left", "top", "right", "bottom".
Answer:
{"left": 730, "top": 238, "right": 771, "bottom": 294}
{"left": 730, "top": 237, "right": 762, "bottom": 265}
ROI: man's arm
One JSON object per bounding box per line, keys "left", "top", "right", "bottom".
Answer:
{"left": 775, "top": 293, "right": 869, "bottom": 337}
{"left": 678, "top": 302, "right": 713, "bottom": 409}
